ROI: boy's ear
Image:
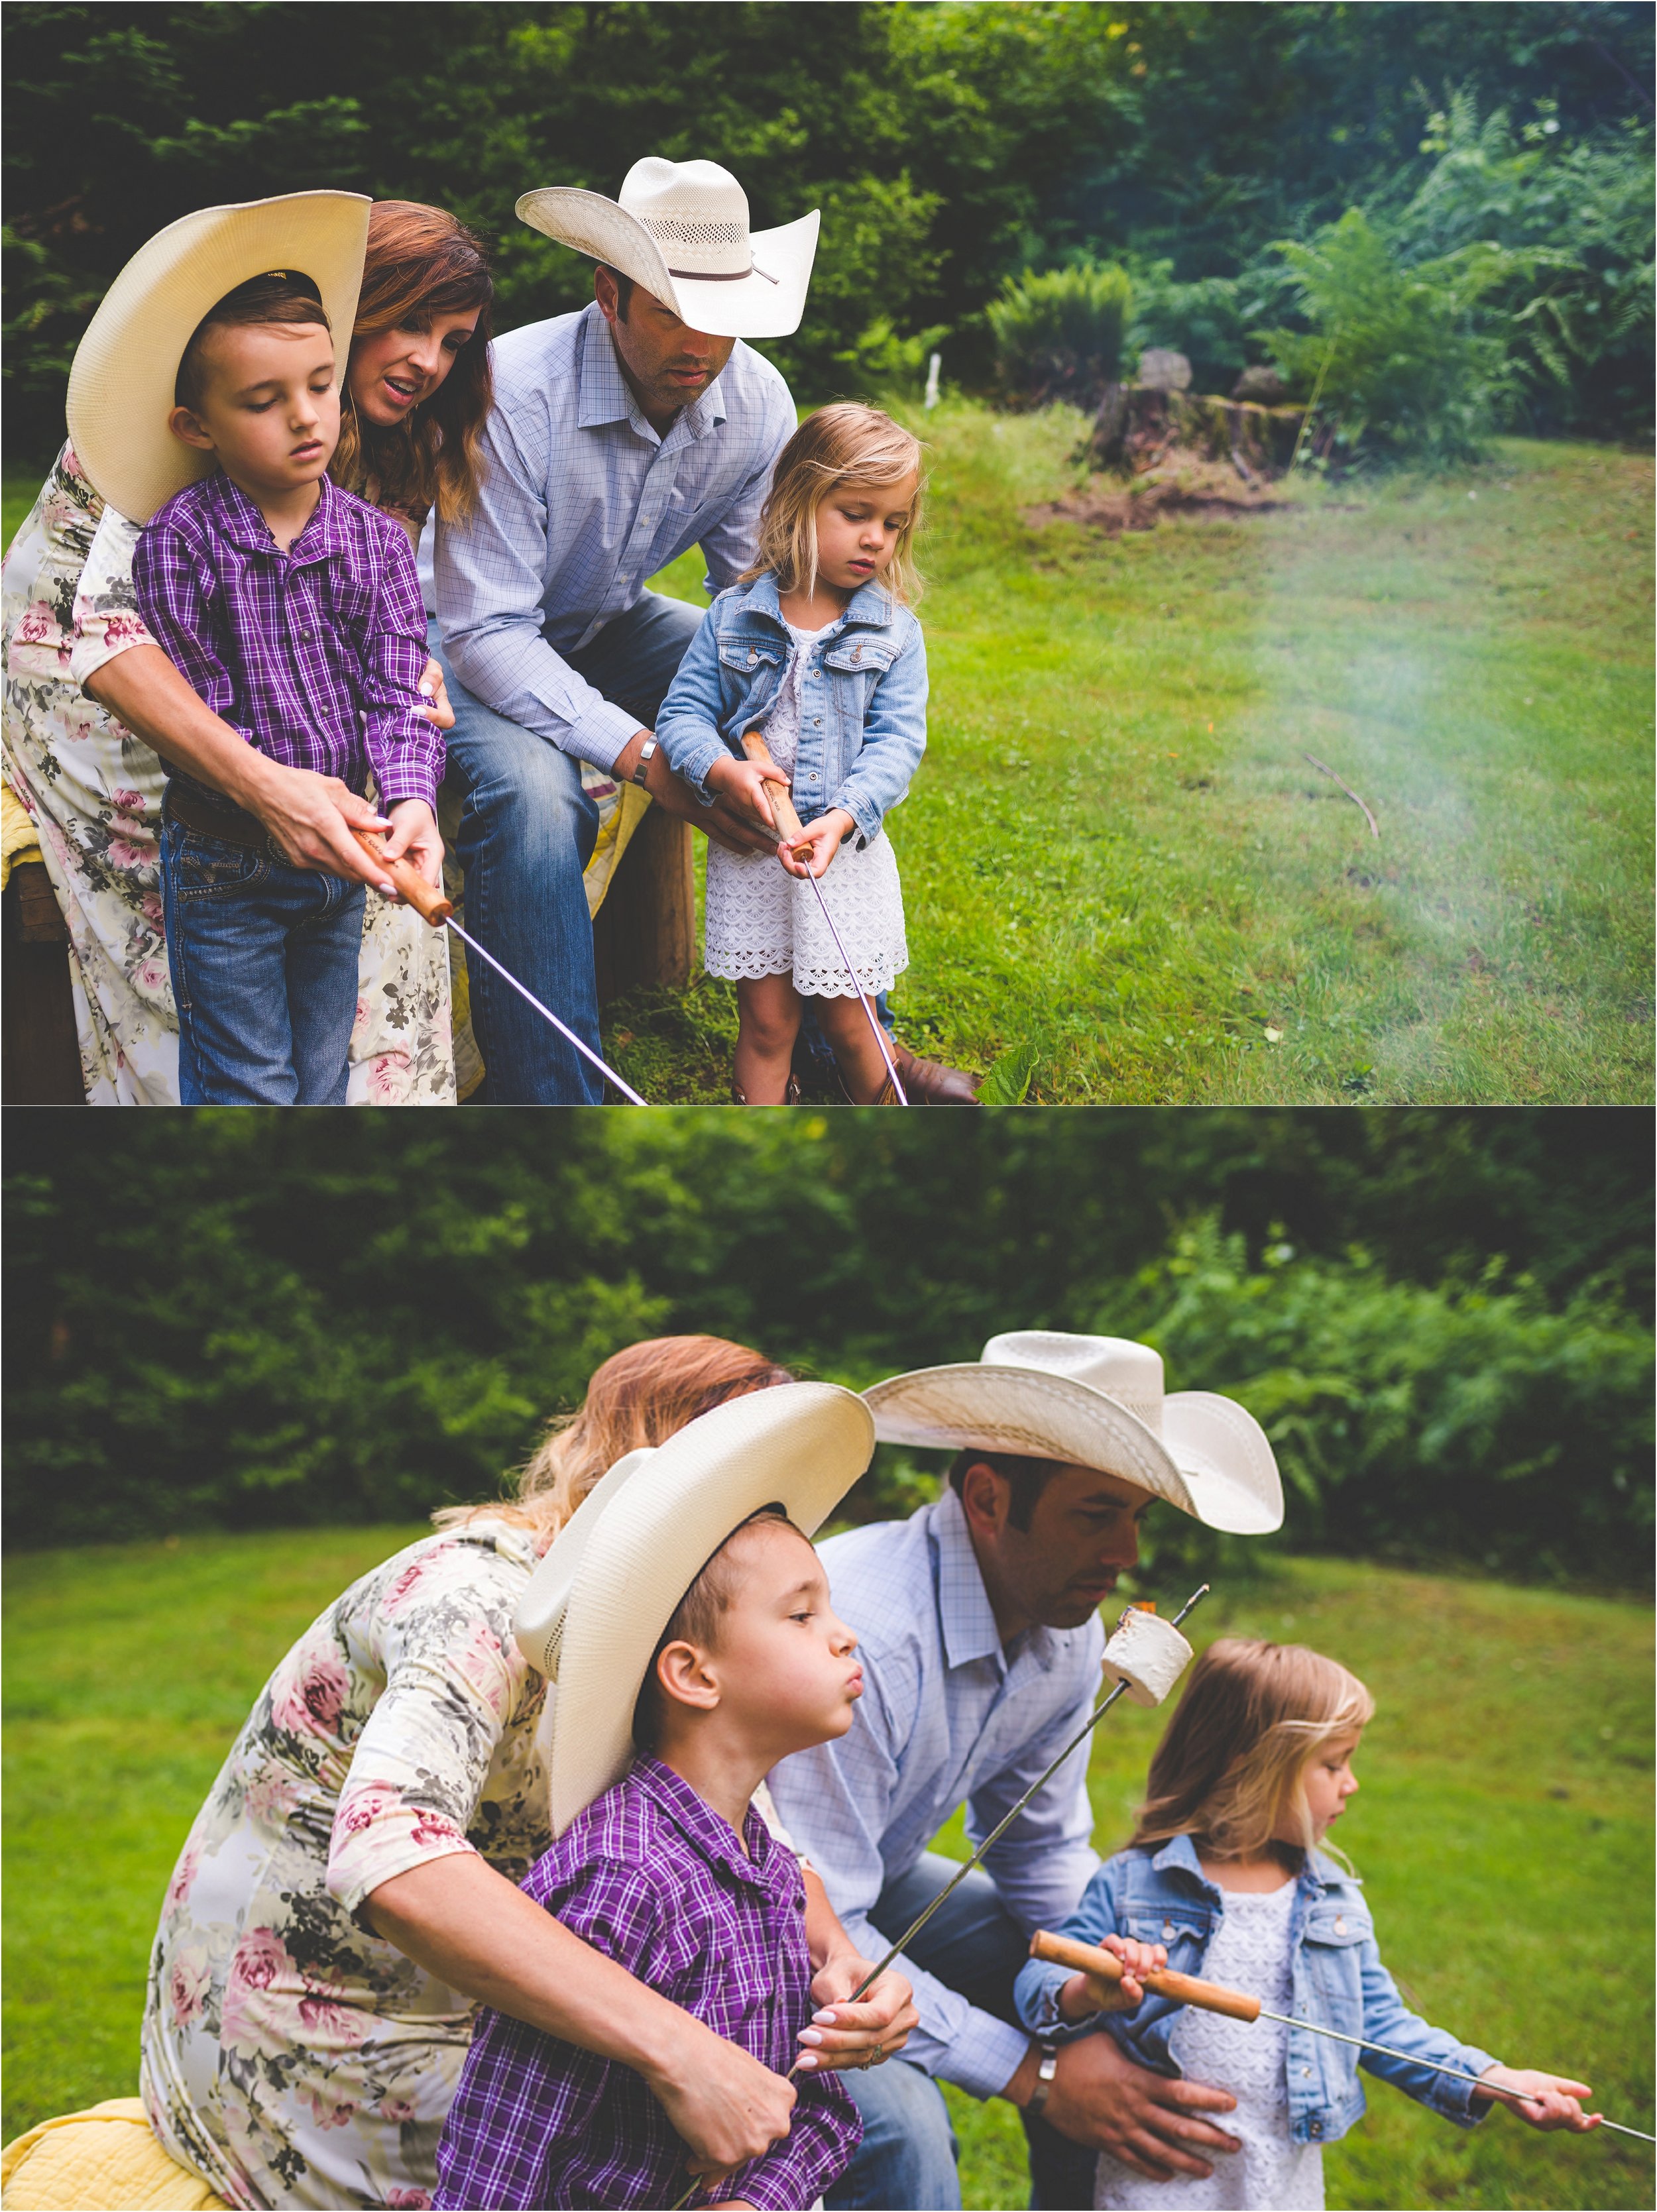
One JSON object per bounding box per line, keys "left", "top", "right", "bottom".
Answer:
{"left": 654, "top": 1637, "right": 721, "bottom": 1718}
{"left": 168, "top": 404, "right": 216, "bottom": 454}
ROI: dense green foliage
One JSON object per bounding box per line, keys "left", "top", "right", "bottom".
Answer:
{"left": 6, "top": 1535, "right": 1650, "bottom": 2209}
{"left": 4, "top": 1, "right": 1652, "bottom": 459}
{"left": 5, "top": 1111, "right": 1648, "bottom": 1582}
{"left": 987, "top": 259, "right": 1133, "bottom": 407}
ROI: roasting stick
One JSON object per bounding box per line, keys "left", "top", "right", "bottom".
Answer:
{"left": 665, "top": 1585, "right": 1215, "bottom": 2208}
{"left": 1029, "top": 1930, "right": 1656, "bottom": 2145}
{"left": 740, "top": 730, "right": 908, "bottom": 1104}
{"left": 351, "top": 829, "right": 648, "bottom": 1106}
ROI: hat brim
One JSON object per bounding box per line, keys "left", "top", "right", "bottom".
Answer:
{"left": 66, "top": 192, "right": 371, "bottom": 525}
{"left": 863, "top": 1364, "right": 1283, "bottom": 1535}
{"left": 516, "top": 188, "right": 819, "bottom": 340}
{"left": 538, "top": 1382, "right": 874, "bottom": 1837}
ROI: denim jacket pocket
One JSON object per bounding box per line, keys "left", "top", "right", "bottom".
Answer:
{"left": 717, "top": 639, "right": 785, "bottom": 676}
{"left": 822, "top": 636, "right": 900, "bottom": 675}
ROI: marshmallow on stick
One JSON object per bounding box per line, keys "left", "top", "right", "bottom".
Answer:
{"left": 1101, "top": 1606, "right": 1194, "bottom": 1706}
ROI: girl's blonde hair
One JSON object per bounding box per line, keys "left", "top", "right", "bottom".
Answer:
{"left": 1129, "top": 1638, "right": 1374, "bottom": 1867}
{"left": 432, "top": 1335, "right": 795, "bottom": 1548}
{"left": 742, "top": 403, "right": 925, "bottom": 604}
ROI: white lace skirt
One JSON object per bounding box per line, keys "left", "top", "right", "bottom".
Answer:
{"left": 703, "top": 830, "right": 907, "bottom": 998}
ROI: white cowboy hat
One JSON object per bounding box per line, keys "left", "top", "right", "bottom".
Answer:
{"left": 66, "top": 190, "right": 371, "bottom": 525}
{"left": 863, "top": 1331, "right": 1283, "bottom": 1536}
{"left": 514, "top": 1381, "right": 874, "bottom": 1838}
{"left": 516, "top": 156, "right": 819, "bottom": 341}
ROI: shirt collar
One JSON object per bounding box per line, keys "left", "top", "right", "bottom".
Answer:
{"left": 576, "top": 303, "right": 730, "bottom": 446}
{"left": 724, "top": 569, "right": 897, "bottom": 632}
{"left": 630, "top": 1754, "right": 784, "bottom": 1893}
{"left": 930, "top": 1486, "right": 1008, "bottom": 1673}
{"left": 203, "top": 469, "right": 348, "bottom": 563}
{"left": 1148, "top": 1830, "right": 1330, "bottom": 1898}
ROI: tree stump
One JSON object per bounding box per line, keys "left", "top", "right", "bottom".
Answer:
{"left": 3, "top": 861, "right": 84, "bottom": 1102}
{"left": 592, "top": 804, "right": 694, "bottom": 1006}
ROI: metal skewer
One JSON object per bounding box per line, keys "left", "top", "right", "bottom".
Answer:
{"left": 349, "top": 830, "right": 648, "bottom": 1105}
{"left": 1031, "top": 1929, "right": 1656, "bottom": 2145}
{"left": 667, "top": 1584, "right": 1212, "bottom": 2209}
{"left": 740, "top": 732, "right": 908, "bottom": 1103}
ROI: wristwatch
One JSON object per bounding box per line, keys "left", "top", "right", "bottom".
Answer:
{"left": 1027, "top": 2040, "right": 1060, "bottom": 2117}
{"left": 630, "top": 736, "right": 657, "bottom": 789}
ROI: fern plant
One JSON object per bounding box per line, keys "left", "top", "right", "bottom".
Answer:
{"left": 987, "top": 259, "right": 1133, "bottom": 408}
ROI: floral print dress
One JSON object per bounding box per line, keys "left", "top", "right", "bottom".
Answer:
{"left": 142, "top": 1521, "right": 551, "bottom": 2211}
{"left": 0, "top": 445, "right": 455, "bottom": 1105}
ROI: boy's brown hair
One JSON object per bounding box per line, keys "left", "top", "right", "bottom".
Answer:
{"left": 632, "top": 1505, "right": 798, "bottom": 1750}
{"left": 174, "top": 272, "right": 331, "bottom": 414}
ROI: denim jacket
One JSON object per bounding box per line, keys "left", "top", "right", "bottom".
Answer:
{"left": 1013, "top": 1836, "right": 1501, "bottom": 2150}
{"left": 653, "top": 570, "right": 927, "bottom": 849}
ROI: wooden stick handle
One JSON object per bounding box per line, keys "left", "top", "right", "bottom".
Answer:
{"left": 351, "top": 828, "right": 453, "bottom": 927}
{"left": 1031, "top": 1929, "right": 1264, "bottom": 2024}
{"left": 740, "top": 729, "right": 811, "bottom": 852}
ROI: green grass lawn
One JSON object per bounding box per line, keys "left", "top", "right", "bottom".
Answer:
{"left": 5, "top": 1531, "right": 1650, "bottom": 2207}
{"left": 8, "top": 415, "right": 1651, "bottom": 1103}
{"left": 610, "top": 408, "right": 1653, "bottom": 1103}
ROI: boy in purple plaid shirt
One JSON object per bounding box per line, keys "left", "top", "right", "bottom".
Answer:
{"left": 132, "top": 273, "right": 443, "bottom": 1103}
{"left": 434, "top": 1506, "right": 865, "bottom": 2212}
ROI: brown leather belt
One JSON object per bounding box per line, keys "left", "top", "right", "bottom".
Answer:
{"left": 162, "top": 781, "right": 278, "bottom": 854}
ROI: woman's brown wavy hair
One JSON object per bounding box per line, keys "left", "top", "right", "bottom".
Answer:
{"left": 433, "top": 1335, "right": 795, "bottom": 1547}
{"left": 331, "top": 201, "right": 494, "bottom": 525}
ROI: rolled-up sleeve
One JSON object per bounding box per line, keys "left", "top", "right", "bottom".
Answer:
{"left": 435, "top": 404, "right": 640, "bottom": 773}
{"left": 72, "top": 505, "right": 156, "bottom": 691}
{"left": 326, "top": 1543, "right": 535, "bottom": 1916}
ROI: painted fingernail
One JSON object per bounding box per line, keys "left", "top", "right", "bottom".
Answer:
{"left": 812, "top": 2010, "right": 838, "bottom": 2025}
{"left": 796, "top": 2053, "right": 819, "bottom": 2070}
{"left": 798, "top": 2028, "right": 823, "bottom": 2046}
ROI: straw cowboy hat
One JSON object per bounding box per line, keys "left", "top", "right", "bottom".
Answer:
{"left": 516, "top": 156, "right": 819, "bottom": 340}
{"left": 66, "top": 190, "right": 371, "bottom": 525}
{"left": 514, "top": 1381, "right": 874, "bottom": 1838}
{"left": 864, "top": 1331, "right": 1283, "bottom": 1536}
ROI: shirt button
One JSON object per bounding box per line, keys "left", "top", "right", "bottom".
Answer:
{"left": 1301, "top": 2068, "right": 1312, "bottom": 2079}
{"left": 1309, "top": 2121, "right": 1322, "bottom": 2137}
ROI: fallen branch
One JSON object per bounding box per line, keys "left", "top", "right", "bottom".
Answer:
{"left": 1303, "top": 751, "right": 1379, "bottom": 838}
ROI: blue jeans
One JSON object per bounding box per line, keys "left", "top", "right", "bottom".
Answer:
{"left": 161, "top": 816, "right": 365, "bottom": 1105}
{"left": 433, "top": 593, "right": 705, "bottom": 1104}
{"left": 827, "top": 1855, "right": 1097, "bottom": 2212}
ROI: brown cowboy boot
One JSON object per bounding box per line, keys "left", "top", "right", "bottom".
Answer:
{"left": 889, "top": 1038, "right": 980, "bottom": 1105}
{"left": 730, "top": 1075, "right": 801, "bottom": 1105}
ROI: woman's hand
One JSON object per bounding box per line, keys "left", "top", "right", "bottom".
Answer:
{"left": 382, "top": 797, "right": 445, "bottom": 888}
{"left": 779, "top": 809, "right": 854, "bottom": 881}
{"left": 795, "top": 1954, "right": 918, "bottom": 2072}
{"left": 419, "top": 657, "right": 455, "bottom": 730}
{"left": 1475, "top": 2064, "right": 1601, "bottom": 2132}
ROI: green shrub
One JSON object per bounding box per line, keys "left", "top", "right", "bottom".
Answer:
{"left": 987, "top": 259, "right": 1133, "bottom": 408}
{"left": 1263, "top": 207, "right": 1516, "bottom": 463}
{"left": 1100, "top": 1218, "right": 1653, "bottom": 1590}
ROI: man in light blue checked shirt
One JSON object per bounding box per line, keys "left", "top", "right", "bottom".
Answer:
{"left": 769, "top": 1331, "right": 1286, "bottom": 2211}
{"left": 432, "top": 158, "right": 815, "bottom": 1100}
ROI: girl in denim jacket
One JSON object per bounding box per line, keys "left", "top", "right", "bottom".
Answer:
{"left": 1015, "top": 1639, "right": 1600, "bottom": 2210}
{"left": 655, "top": 405, "right": 926, "bottom": 1103}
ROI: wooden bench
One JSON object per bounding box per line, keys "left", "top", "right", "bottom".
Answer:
{"left": 0, "top": 816, "right": 692, "bottom": 1103}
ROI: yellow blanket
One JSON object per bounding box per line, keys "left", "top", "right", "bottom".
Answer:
{"left": 1, "top": 779, "right": 42, "bottom": 893}
{"left": 0, "top": 2099, "right": 225, "bottom": 2211}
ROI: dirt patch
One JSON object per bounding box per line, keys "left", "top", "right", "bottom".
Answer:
{"left": 1025, "top": 458, "right": 1290, "bottom": 537}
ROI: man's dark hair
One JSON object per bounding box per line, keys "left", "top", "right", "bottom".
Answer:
{"left": 948, "top": 1449, "right": 1066, "bottom": 1532}
{"left": 175, "top": 271, "right": 330, "bottom": 412}
{"left": 595, "top": 262, "right": 635, "bottom": 320}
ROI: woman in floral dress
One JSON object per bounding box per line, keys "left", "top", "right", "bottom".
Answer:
{"left": 142, "top": 1336, "right": 915, "bottom": 2211}
{"left": 0, "top": 201, "right": 492, "bottom": 1104}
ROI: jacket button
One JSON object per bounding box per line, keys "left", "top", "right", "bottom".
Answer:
{"left": 1162, "top": 1923, "right": 1174, "bottom": 1940}
{"left": 1309, "top": 2121, "right": 1322, "bottom": 2137}
{"left": 1335, "top": 1916, "right": 1347, "bottom": 1934}
{"left": 1301, "top": 2068, "right": 1311, "bottom": 2079}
